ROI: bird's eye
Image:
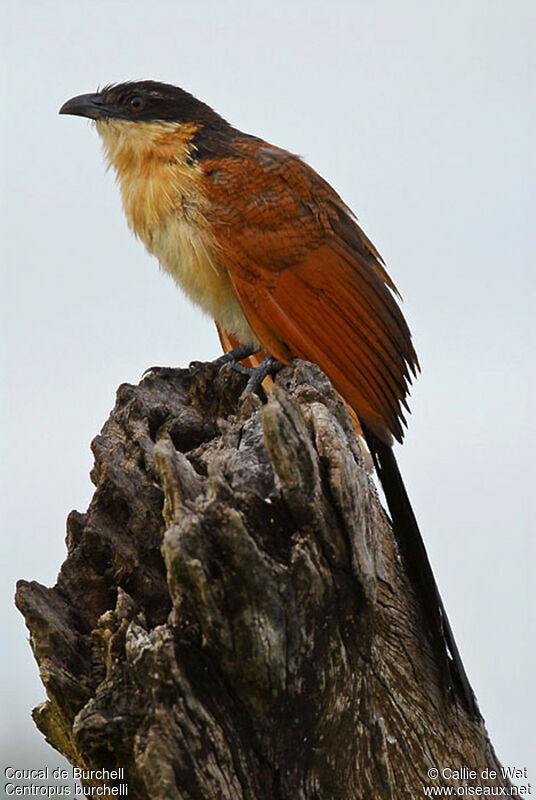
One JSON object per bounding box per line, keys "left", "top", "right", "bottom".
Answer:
{"left": 129, "top": 96, "right": 145, "bottom": 111}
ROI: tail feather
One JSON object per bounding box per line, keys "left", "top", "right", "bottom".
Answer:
{"left": 362, "top": 425, "right": 477, "bottom": 714}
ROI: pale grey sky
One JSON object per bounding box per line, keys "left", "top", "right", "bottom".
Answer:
{"left": 1, "top": 0, "right": 534, "bottom": 783}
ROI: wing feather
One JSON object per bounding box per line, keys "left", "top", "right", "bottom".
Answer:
{"left": 204, "top": 139, "right": 419, "bottom": 443}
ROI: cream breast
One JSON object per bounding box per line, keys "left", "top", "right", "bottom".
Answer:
{"left": 95, "top": 118, "right": 256, "bottom": 344}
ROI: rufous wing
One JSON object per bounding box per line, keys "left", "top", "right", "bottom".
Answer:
{"left": 204, "top": 139, "right": 418, "bottom": 443}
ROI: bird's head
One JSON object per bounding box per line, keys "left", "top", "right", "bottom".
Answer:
{"left": 60, "top": 81, "right": 230, "bottom": 165}
{"left": 59, "top": 80, "right": 224, "bottom": 125}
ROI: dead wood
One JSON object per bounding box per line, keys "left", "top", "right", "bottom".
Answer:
{"left": 16, "top": 360, "right": 508, "bottom": 799}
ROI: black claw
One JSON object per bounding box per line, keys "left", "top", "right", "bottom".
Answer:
{"left": 142, "top": 366, "right": 184, "bottom": 379}
{"left": 243, "top": 355, "right": 284, "bottom": 395}
{"left": 141, "top": 343, "right": 266, "bottom": 384}
{"left": 230, "top": 363, "right": 256, "bottom": 377}
{"left": 212, "top": 343, "right": 260, "bottom": 367}
{"left": 142, "top": 365, "right": 164, "bottom": 378}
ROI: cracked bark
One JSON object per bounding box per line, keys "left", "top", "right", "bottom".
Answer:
{"left": 16, "top": 360, "right": 509, "bottom": 799}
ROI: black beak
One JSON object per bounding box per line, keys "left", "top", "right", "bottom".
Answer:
{"left": 59, "top": 93, "right": 109, "bottom": 120}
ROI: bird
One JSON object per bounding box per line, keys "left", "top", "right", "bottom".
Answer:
{"left": 60, "top": 80, "right": 476, "bottom": 712}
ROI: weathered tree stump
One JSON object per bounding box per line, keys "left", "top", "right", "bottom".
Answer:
{"left": 16, "top": 360, "right": 508, "bottom": 799}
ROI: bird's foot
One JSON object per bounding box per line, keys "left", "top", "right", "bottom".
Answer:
{"left": 212, "top": 344, "right": 284, "bottom": 398}
{"left": 241, "top": 355, "right": 284, "bottom": 396}
{"left": 210, "top": 343, "right": 260, "bottom": 368}
{"left": 142, "top": 344, "right": 259, "bottom": 379}
{"left": 142, "top": 346, "right": 283, "bottom": 399}
{"left": 142, "top": 365, "right": 184, "bottom": 378}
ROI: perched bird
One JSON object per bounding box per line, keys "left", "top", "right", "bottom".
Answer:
{"left": 60, "top": 80, "right": 475, "bottom": 711}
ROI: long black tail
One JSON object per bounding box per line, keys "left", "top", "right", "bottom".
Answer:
{"left": 362, "top": 425, "right": 477, "bottom": 714}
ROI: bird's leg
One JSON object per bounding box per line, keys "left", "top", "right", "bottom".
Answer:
{"left": 213, "top": 345, "right": 285, "bottom": 397}
{"left": 242, "top": 355, "right": 284, "bottom": 395}
{"left": 143, "top": 343, "right": 260, "bottom": 378}
{"left": 143, "top": 345, "right": 281, "bottom": 393}
{"left": 211, "top": 343, "right": 260, "bottom": 367}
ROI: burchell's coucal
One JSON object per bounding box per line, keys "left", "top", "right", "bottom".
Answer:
{"left": 60, "top": 81, "right": 476, "bottom": 712}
